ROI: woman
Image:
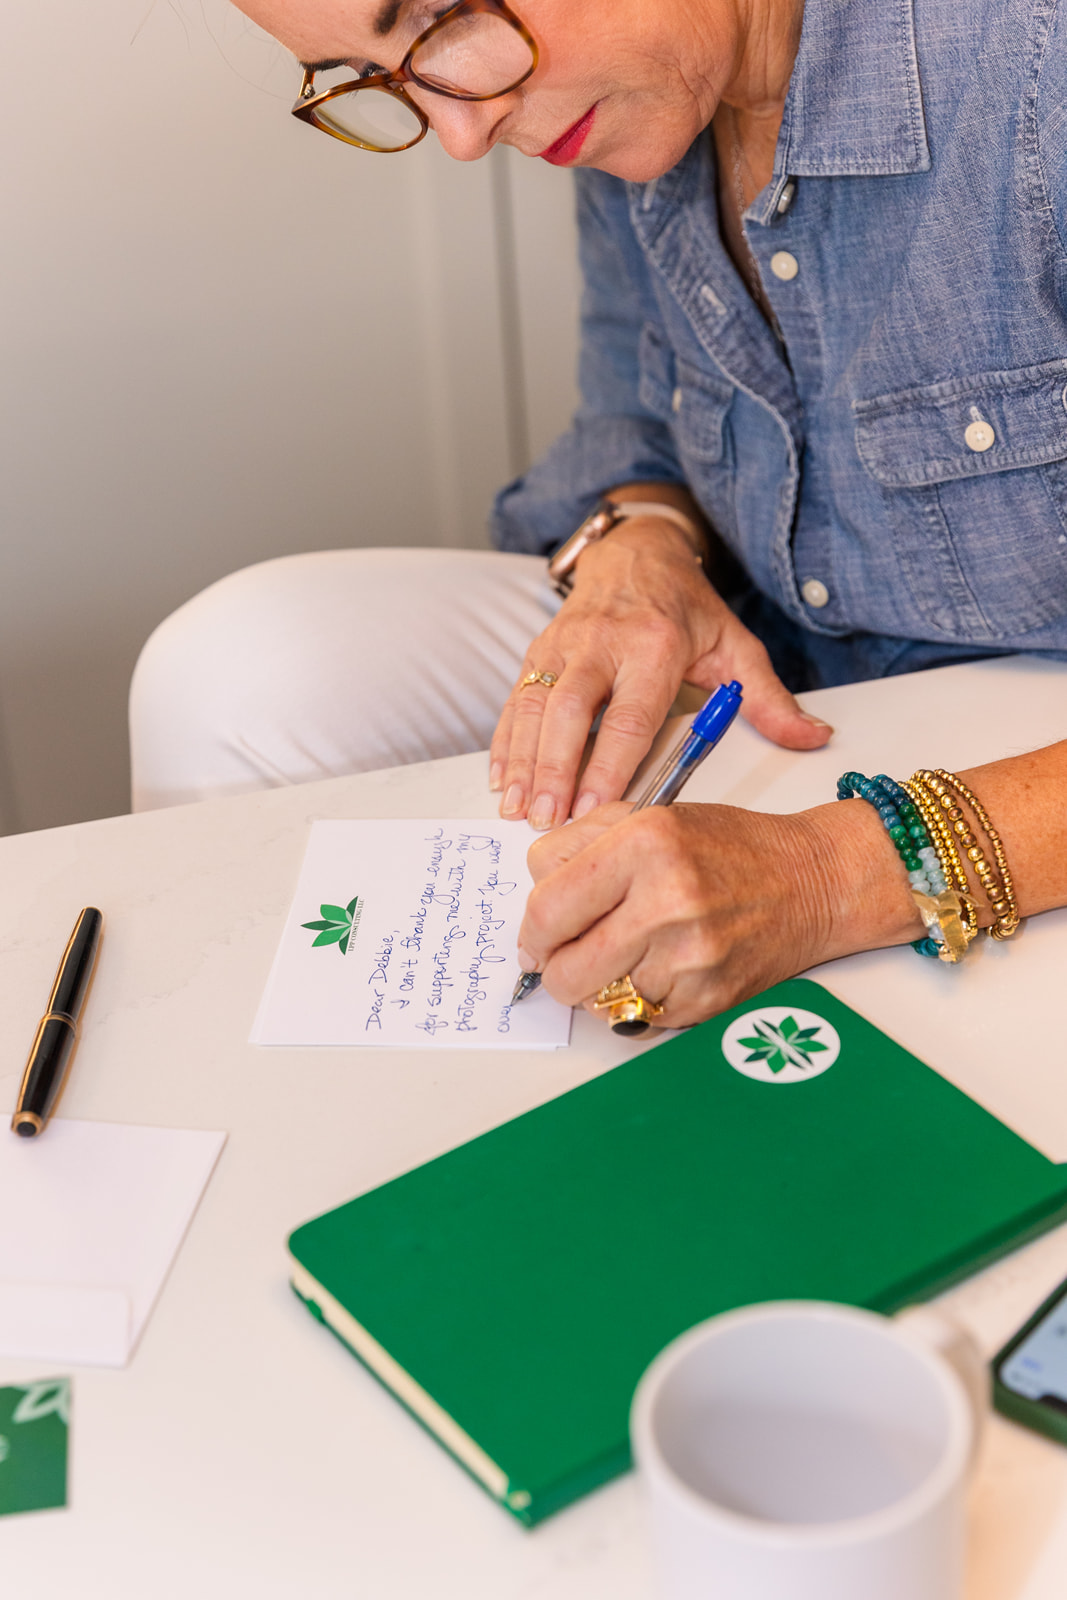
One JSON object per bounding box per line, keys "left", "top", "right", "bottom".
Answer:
{"left": 131, "top": 0, "right": 1067, "bottom": 1026}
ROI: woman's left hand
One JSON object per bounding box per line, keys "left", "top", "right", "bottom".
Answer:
{"left": 517, "top": 800, "right": 916, "bottom": 1026}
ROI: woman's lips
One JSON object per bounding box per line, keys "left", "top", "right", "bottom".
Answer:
{"left": 539, "top": 106, "right": 596, "bottom": 165}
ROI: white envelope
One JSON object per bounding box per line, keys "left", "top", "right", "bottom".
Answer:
{"left": 0, "top": 1118, "right": 225, "bottom": 1367}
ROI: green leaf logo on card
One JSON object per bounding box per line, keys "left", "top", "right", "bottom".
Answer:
{"left": 302, "top": 897, "right": 363, "bottom": 955}
{"left": 721, "top": 1007, "right": 840, "bottom": 1084}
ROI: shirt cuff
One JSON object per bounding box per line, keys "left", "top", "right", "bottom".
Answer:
{"left": 490, "top": 415, "right": 686, "bottom": 556}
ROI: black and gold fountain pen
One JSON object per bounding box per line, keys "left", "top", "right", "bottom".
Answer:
{"left": 11, "top": 907, "right": 103, "bottom": 1138}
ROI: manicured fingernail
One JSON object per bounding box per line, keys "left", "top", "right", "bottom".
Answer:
{"left": 573, "top": 791, "right": 598, "bottom": 820}
{"left": 489, "top": 762, "right": 503, "bottom": 792}
{"left": 517, "top": 946, "right": 535, "bottom": 971}
{"left": 502, "top": 783, "right": 524, "bottom": 817}
{"left": 800, "top": 712, "right": 833, "bottom": 731}
{"left": 529, "top": 793, "right": 555, "bottom": 831}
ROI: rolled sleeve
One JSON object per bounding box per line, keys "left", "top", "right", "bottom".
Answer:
{"left": 491, "top": 169, "right": 686, "bottom": 556}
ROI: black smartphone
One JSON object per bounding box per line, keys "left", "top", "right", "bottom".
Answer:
{"left": 992, "top": 1272, "right": 1067, "bottom": 1447}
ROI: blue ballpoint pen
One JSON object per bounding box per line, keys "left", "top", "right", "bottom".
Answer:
{"left": 510, "top": 679, "right": 744, "bottom": 1012}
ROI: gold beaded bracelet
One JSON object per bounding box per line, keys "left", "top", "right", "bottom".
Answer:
{"left": 899, "top": 780, "right": 979, "bottom": 952}
{"left": 912, "top": 769, "right": 1020, "bottom": 938}
{"left": 910, "top": 769, "right": 1020, "bottom": 940}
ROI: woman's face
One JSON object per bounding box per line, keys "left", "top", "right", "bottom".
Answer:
{"left": 235, "top": 0, "right": 736, "bottom": 181}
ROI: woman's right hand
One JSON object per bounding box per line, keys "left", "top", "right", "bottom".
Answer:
{"left": 489, "top": 516, "right": 833, "bottom": 830}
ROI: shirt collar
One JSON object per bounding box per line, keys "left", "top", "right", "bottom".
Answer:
{"left": 772, "top": 0, "right": 931, "bottom": 186}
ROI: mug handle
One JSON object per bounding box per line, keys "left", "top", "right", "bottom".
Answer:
{"left": 893, "top": 1305, "right": 989, "bottom": 1464}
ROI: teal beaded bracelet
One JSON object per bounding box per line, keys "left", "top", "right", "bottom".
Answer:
{"left": 836, "top": 771, "right": 947, "bottom": 959}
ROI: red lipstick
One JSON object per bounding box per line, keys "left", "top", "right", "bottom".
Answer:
{"left": 539, "top": 105, "right": 596, "bottom": 166}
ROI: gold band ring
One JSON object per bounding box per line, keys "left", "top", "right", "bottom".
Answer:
{"left": 593, "top": 974, "right": 665, "bottom": 1037}
{"left": 520, "top": 670, "right": 559, "bottom": 690}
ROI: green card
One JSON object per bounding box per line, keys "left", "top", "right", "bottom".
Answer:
{"left": 0, "top": 1379, "right": 70, "bottom": 1517}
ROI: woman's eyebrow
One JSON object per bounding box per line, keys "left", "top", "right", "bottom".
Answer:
{"left": 373, "top": 0, "right": 404, "bottom": 35}
{"left": 301, "top": 0, "right": 408, "bottom": 68}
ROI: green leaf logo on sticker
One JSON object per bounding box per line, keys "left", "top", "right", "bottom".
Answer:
{"left": 302, "top": 897, "right": 362, "bottom": 955}
{"left": 12, "top": 1379, "right": 70, "bottom": 1427}
{"left": 721, "top": 1007, "right": 840, "bottom": 1083}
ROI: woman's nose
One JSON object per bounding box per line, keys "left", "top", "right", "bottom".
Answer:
{"left": 415, "top": 93, "right": 510, "bottom": 162}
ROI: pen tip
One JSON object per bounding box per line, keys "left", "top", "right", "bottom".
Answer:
{"left": 510, "top": 971, "right": 542, "bottom": 1005}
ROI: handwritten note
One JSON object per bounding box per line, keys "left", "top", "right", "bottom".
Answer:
{"left": 251, "top": 820, "right": 571, "bottom": 1048}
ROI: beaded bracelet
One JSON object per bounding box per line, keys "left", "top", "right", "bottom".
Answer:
{"left": 900, "top": 779, "right": 979, "bottom": 947}
{"left": 866, "top": 772, "right": 977, "bottom": 961}
{"left": 837, "top": 771, "right": 969, "bottom": 960}
{"left": 912, "top": 769, "right": 1020, "bottom": 939}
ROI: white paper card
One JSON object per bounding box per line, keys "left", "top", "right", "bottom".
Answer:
{"left": 0, "top": 1118, "right": 226, "bottom": 1367}
{"left": 252, "top": 820, "right": 572, "bottom": 1048}
{"left": 0, "top": 1284, "right": 130, "bottom": 1367}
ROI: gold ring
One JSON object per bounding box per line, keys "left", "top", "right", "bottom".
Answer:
{"left": 592, "top": 974, "right": 665, "bottom": 1037}
{"left": 520, "top": 670, "right": 559, "bottom": 690}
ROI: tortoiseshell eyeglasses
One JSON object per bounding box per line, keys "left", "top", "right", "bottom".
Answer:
{"left": 292, "top": 0, "right": 537, "bottom": 153}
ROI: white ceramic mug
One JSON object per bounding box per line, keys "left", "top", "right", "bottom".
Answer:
{"left": 630, "top": 1301, "right": 987, "bottom": 1600}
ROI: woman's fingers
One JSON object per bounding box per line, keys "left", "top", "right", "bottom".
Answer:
{"left": 525, "top": 802, "right": 629, "bottom": 884}
{"left": 496, "top": 657, "right": 566, "bottom": 820}
{"left": 495, "top": 653, "right": 616, "bottom": 825}
{"left": 694, "top": 613, "right": 833, "bottom": 751}
{"left": 568, "top": 643, "right": 683, "bottom": 819}
{"left": 520, "top": 656, "right": 618, "bottom": 829}
{"left": 488, "top": 694, "right": 515, "bottom": 794}
{"left": 517, "top": 810, "right": 637, "bottom": 972}
{"left": 543, "top": 904, "right": 653, "bottom": 1009}
{"left": 496, "top": 628, "right": 688, "bottom": 828}
{"left": 577, "top": 960, "right": 714, "bottom": 1031}
{"left": 527, "top": 817, "right": 691, "bottom": 1005}
{"left": 490, "top": 654, "right": 572, "bottom": 805}
{"left": 575, "top": 911, "right": 721, "bottom": 1030}
{"left": 493, "top": 615, "right": 682, "bottom": 828}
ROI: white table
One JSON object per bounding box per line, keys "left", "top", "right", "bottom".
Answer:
{"left": 2, "top": 656, "right": 1066, "bottom": 1599}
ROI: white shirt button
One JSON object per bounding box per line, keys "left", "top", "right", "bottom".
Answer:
{"left": 801, "top": 578, "right": 830, "bottom": 609}
{"left": 671, "top": 386, "right": 683, "bottom": 414}
{"left": 964, "top": 419, "right": 995, "bottom": 452}
{"left": 776, "top": 181, "right": 797, "bottom": 215}
{"left": 770, "top": 251, "right": 799, "bottom": 281}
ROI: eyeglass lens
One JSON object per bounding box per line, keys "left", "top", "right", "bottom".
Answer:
{"left": 410, "top": 11, "right": 534, "bottom": 96}
{"left": 316, "top": 86, "right": 425, "bottom": 149}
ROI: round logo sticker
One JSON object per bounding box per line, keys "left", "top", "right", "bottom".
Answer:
{"left": 721, "top": 1006, "right": 840, "bottom": 1084}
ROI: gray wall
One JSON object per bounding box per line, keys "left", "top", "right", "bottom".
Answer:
{"left": 0, "top": 2, "right": 580, "bottom": 833}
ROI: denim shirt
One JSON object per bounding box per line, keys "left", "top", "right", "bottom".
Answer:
{"left": 491, "top": 0, "right": 1067, "bottom": 680}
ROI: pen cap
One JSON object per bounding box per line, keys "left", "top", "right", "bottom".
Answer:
{"left": 693, "top": 681, "right": 743, "bottom": 745}
{"left": 50, "top": 907, "right": 103, "bottom": 1019}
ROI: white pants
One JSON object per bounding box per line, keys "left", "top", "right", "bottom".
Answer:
{"left": 129, "top": 548, "right": 557, "bottom": 811}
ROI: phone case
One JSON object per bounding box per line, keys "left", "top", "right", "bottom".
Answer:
{"left": 992, "top": 1275, "right": 1067, "bottom": 1448}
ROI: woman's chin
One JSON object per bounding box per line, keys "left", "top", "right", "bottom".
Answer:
{"left": 580, "top": 127, "right": 708, "bottom": 185}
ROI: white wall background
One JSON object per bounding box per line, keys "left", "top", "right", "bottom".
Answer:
{"left": 0, "top": 1, "right": 580, "bottom": 832}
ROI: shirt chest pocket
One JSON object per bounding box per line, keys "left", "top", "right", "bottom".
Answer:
{"left": 637, "top": 322, "right": 734, "bottom": 467}
{"left": 854, "top": 360, "right": 1067, "bottom": 640}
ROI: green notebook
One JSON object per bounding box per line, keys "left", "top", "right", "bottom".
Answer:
{"left": 287, "top": 979, "right": 1067, "bottom": 1526}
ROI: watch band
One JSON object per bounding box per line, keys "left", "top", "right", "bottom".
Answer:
{"left": 547, "top": 498, "right": 704, "bottom": 596}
